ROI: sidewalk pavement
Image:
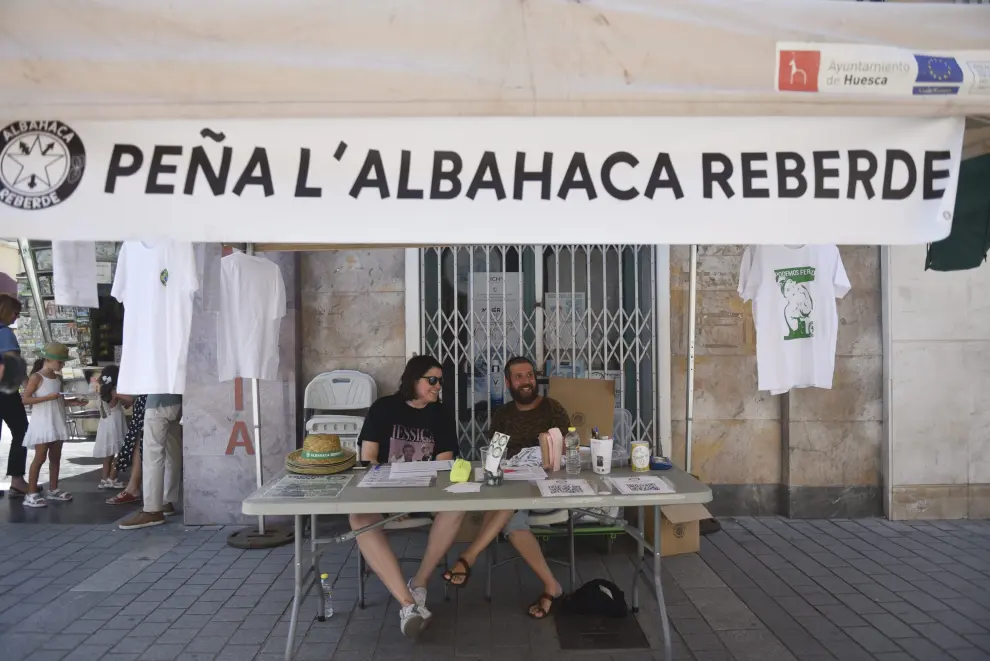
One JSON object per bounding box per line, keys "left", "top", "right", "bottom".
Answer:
{"left": 0, "top": 516, "right": 987, "bottom": 661}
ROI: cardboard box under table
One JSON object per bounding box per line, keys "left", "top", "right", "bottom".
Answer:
{"left": 243, "top": 465, "right": 711, "bottom": 661}
{"left": 627, "top": 502, "right": 713, "bottom": 557}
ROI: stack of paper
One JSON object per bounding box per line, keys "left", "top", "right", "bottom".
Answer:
{"left": 608, "top": 475, "right": 674, "bottom": 495}
{"left": 358, "top": 465, "right": 432, "bottom": 488}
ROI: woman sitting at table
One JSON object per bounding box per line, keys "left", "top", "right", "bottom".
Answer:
{"left": 350, "top": 355, "right": 465, "bottom": 638}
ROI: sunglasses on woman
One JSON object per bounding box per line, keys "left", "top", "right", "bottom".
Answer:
{"left": 421, "top": 376, "right": 443, "bottom": 386}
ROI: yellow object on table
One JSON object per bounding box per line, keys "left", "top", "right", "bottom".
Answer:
{"left": 449, "top": 458, "right": 472, "bottom": 483}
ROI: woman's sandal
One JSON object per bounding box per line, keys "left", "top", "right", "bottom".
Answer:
{"left": 106, "top": 491, "right": 140, "bottom": 505}
{"left": 442, "top": 557, "right": 472, "bottom": 588}
{"left": 528, "top": 592, "right": 559, "bottom": 619}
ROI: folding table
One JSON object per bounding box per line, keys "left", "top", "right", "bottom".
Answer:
{"left": 242, "top": 465, "right": 712, "bottom": 661}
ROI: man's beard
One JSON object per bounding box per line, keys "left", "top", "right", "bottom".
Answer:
{"left": 509, "top": 383, "right": 538, "bottom": 405}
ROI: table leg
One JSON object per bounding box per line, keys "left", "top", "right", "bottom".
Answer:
{"left": 567, "top": 511, "right": 577, "bottom": 592}
{"left": 313, "top": 514, "right": 326, "bottom": 622}
{"left": 357, "top": 551, "right": 365, "bottom": 609}
{"left": 632, "top": 506, "right": 643, "bottom": 613}
{"left": 285, "top": 515, "right": 303, "bottom": 661}
{"left": 652, "top": 505, "right": 672, "bottom": 661}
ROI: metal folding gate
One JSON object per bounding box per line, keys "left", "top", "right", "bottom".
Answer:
{"left": 420, "top": 245, "right": 659, "bottom": 458}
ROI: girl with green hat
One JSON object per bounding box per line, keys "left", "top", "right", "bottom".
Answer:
{"left": 21, "top": 343, "right": 78, "bottom": 507}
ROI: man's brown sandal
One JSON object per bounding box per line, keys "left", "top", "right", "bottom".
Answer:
{"left": 442, "top": 557, "right": 472, "bottom": 587}
{"left": 528, "top": 592, "right": 558, "bottom": 619}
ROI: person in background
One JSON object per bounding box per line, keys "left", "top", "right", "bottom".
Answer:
{"left": 94, "top": 366, "right": 132, "bottom": 490}
{"left": 350, "top": 355, "right": 465, "bottom": 638}
{"left": 21, "top": 344, "right": 78, "bottom": 507}
{"left": 443, "top": 356, "right": 570, "bottom": 620}
{"left": 118, "top": 394, "right": 183, "bottom": 529}
{"left": 0, "top": 293, "right": 29, "bottom": 497}
{"left": 105, "top": 394, "right": 148, "bottom": 506}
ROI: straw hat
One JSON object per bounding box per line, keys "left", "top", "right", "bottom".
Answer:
{"left": 286, "top": 434, "right": 356, "bottom": 475}
{"left": 40, "top": 342, "right": 71, "bottom": 362}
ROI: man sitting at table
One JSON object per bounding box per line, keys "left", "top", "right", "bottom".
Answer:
{"left": 350, "top": 355, "right": 465, "bottom": 638}
{"left": 443, "top": 355, "right": 570, "bottom": 620}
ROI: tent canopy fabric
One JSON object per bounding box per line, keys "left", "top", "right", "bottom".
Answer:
{"left": 2, "top": 0, "right": 989, "bottom": 121}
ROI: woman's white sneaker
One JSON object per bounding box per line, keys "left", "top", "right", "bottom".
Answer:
{"left": 399, "top": 603, "right": 431, "bottom": 638}
{"left": 406, "top": 578, "right": 427, "bottom": 608}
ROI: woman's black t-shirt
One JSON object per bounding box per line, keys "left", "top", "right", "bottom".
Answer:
{"left": 358, "top": 394, "right": 458, "bottom": 465}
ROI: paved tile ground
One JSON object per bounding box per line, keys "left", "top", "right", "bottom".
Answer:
{"left": 0, "top": 516, "right": 988, "bottom": 660}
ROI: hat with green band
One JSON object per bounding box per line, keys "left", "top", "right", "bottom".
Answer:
{"left": 286, "top": 434, "right": 357, "bottom": 475}
{"left": 40, "top": 342, "right": 71, "bottom": 362}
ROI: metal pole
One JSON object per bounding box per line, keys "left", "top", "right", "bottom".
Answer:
{"left": 246, "top": 242, "right": 265, "bottom": 535}
{"left": 684, "top": 245, "right": 697, "bottom": 474}
{"left": 18, "top": 239, "right": 52, "bottom": 343}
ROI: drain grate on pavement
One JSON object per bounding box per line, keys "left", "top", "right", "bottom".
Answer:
{"left": 554, "top": 612, "right": 651, "bottom": 650}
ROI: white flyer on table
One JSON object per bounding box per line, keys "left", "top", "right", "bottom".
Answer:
{"left": 609, "top": 475, "right": 675, "bottom": 495}
{"left": 444, "top": 482, "right": 482, "bottom": 494}
{"left": 537, "top": 479, "right": 596, "bottom": 498}
{"left": 358, "top": 465, "right": 432, "bottom": 488}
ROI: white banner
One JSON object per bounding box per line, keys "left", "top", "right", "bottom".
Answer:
{"left": 0, "top": 116, "right": 964, "bottom": 245}
{"left": 777, "top": 43, "right": 990, "bottom": 98}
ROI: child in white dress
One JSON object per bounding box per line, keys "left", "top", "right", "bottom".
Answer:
{"left": 94, "top": 366, "right": 132, "bottom": 490}
{"left": 22, "top": 343, "right": 80, "bottom": 508}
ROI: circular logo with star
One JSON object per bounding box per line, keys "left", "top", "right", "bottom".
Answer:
{"left": 0, "top": 120, "right": 86, "bottom": 211}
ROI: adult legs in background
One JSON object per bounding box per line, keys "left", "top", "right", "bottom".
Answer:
{"left": 119, "top": 403, "right": 180, "bottom": 529}
{"left": 141, "top": 404, "right": 181, "bottom": 514}
{"left": 1, "top": 392, "right": 29, "bottom": 492}
{"left": 162, "top": 418, "right": 181, "bottom": 512}
{"left": 107, "top": 445, "right": 142, "bottom": 505}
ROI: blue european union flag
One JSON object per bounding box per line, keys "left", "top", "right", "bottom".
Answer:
{"left": 914, "top": 55, "right": 964, "bottom": 84}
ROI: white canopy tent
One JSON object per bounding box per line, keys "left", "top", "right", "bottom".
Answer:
{"left": 2, "top": 0, "right": 989, "bottom": 551}
{"left": 1, "top": 0, "right": 988, "bottom": 123}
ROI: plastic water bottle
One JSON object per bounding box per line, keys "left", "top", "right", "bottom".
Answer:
{"left": 320, "top": 573, "right": 334, "bottom": 620}
{"left": 565, "top": 427, "right": 581, "bottom": 475}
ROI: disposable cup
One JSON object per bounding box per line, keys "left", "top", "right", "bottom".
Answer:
{"left": 590, "top": 438, "right": 614, "bottom": 475}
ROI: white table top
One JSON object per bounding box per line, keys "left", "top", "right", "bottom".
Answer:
{"left": 242, "top": 465, "right": 712, "bottom": 516}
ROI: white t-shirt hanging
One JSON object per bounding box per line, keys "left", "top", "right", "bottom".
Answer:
{"left": 738, "top": 245, "right": 850, "bottom": 395}
{"left": 112, "top": 241, "right": 199, "bottom": 395}
{"left": 217, "top": 251, "right": 287, "bottom": 381}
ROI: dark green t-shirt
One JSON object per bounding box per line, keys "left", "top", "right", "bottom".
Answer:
{"left": 489, "top": 397, "right": 570, "bottom": 459}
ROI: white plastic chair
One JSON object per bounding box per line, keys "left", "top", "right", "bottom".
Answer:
{"left": 304, "top": 370, "right": 377, "bottom": 454}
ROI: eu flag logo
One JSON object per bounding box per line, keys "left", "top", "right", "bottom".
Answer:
{"left": 914, "top": 55, "right": 964, "bottom": 84}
